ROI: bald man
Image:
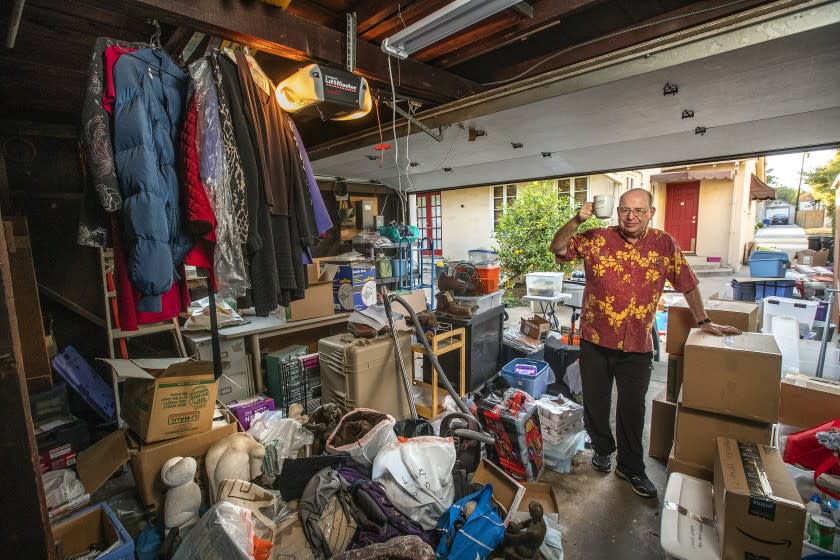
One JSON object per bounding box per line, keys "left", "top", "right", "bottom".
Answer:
{"left": 550, "top": 188, "right": 740, "bottom": 498}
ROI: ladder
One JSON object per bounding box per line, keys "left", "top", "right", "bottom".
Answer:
{"left": 99, "top": 248, "right": 187, "bottom": 359}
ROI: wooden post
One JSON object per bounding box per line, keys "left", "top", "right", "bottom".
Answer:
{"left": 0, "top": 207, "right": 54, "bottom": 558}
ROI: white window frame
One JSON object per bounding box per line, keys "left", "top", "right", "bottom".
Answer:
{"left": 557, "top": 176, "right": 590, "bottom": 206}
{"left": 490, "top": 183, "right": 518, "bottom": 234}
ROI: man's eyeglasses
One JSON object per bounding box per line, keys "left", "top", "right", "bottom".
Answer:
{"left": 617, "top": 207, "right": 650, "bottom": 217}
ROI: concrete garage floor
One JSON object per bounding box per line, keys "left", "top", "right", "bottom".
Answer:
{"left": 504, "top": 275, "right": 735, "bottom": 559}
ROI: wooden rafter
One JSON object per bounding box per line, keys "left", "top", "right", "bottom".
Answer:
{"left": 359, "top": 0, "right": 452, "bottom": 42}
{"left": 94, "top": 0, "right": 482, "bottom": 102}
{"left": 434, "top": 0, "right": 605, "bottom": 68}
{"left": 412, "top": 11, "right": 522, "bottom": 63}
{"left": 353, "top": 1, "right": 401, "bottom": 36}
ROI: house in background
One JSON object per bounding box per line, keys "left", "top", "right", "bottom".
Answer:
{"left": 410, "top": 170, "right": 654, "bottom": 261}
{"left": 649, "top": 158, "right": 773, "bottom": 268}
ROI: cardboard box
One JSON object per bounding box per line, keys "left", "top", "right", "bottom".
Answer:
{"left": 104, "top": 358, "right": 218, "bottom": 443}
{"left": 287, "top": 263, "right": 339, "bottom": 321}
{"left": 390, "top": 289, "right": 429, "bottom": 331}
{"left": 683, "top": 331, "right": 782, "bottom": 423}
{"left": 779, "top": 374, "right": 840, "bottom": 429}
{"left": 472, "top": 458, "right": 525, "bottom": 525}
{"left": 713, "top": 437, "right": 805, "bottom": 560}
{"left": 183, "top": 335, "right": 253, "bottom": 403}
{"left": 333, "top": 263, "right": 376, "bottom": 311}
{"left": 673, "top": 404, "right": 772, "bottom": 470}
{"left": 649, "top": 391, "right": 677, "bottom": 460}
{"left": 521, "top": 315, "right": 550, "bottom": 340}
{"left": 667, "top": 448, "right": 713, "bottom": 482}
{"left": 519, "top": 482, "right": 561, "bottom": 522}
{"left": 666, "top": 354, "right": 683, "bottom": 403}
{"left": 227, "top": 394, "right": 275, "bottom": 430}
{"left": 52, "top": 503, "right": 134, "bottom": 560}
{"left": 76, "top": 409, "right": 238, "bottom": 509}
{"left": 666, "top": 300, "right": 759, "bottom": 355}
{"left": 796, "top": 249, "right": 829, "bottom": 266}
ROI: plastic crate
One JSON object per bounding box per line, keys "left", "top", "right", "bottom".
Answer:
{"left": 475, "top": 264, "right": 501, "bottom": 295}
{"left": 748, "top": 250, "right": 789, "bottom": 278}
{"left": 468, "top": 249, "right": 499, "bottom": 265}
{"left": 563, "top": 281, "right": 585, "bottom": 307}
{"left": 525, "top": 272, "right": 564, "bottom": 297}
{"left": 500, "top": 358, "right": 550, "bottom": 398}
{"left": 51, "top": 346, "right": 115, "bottom": 421}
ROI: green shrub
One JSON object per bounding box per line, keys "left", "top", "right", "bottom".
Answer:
{"left": 493, "top": 181, "right": 603, "bottom": 282}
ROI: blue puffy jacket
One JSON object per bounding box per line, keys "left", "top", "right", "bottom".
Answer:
{"left": 113, "top": 48, "right": 192, "bottom": 312}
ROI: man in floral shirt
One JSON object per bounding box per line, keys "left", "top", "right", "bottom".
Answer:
{"left": 550, "top": 188, "right": 740, "bottom": 498}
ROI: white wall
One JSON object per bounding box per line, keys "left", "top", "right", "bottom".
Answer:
{"left": 439, "top": 186, "right": 494, "bottom": 261}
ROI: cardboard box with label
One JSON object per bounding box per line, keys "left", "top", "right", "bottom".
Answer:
{"left": 333, "top": 263, "right": 377, "bottom": 312}
{"left": 649, "top": 391, "right": 677, "bottom": 460}
{"left": 104, "top": 358, "right": 218, "bottom": 443}
{"left": 666, "top": 300, "right": 759, "bottom": 355}
{"left": 76, "top": 409, "right": 238, "bottom": 509}
{"left": 520, "top": 315, "right": 550, "bottom": 340}
{"left": 682, "top": 331, "right": 781, "bottom": 423}
{"left": 286, "top": 263, "right": 339, "bottom": 321}
{"left": 713, "top": 437, "right": 805, "bottom": 560}
{"left": 666, "top": 354, "right": 683, "bottom": 403}
{"left": 779, "top": 374, "right": 840, "bottom": 429}
{"left": 796, "top": 248, "right": 830, "bottom": 266}
{"left": 673, "top": 404, "right": 772, "bottom": 470}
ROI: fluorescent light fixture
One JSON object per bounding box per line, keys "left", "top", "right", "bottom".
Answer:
{"left": 382, "top": 0, "right": 522, "bottom": 59}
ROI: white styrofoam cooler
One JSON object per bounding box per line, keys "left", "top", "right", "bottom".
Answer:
{"left": 661, "top": 473, "right": 720, "bottom": 560}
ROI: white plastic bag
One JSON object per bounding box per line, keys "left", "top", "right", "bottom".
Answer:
{"left": 42, "top": 468, "right": 86, "bottom": 510}
{"left": 325, "top": 409, "right": 397, "bottom": 466}
{"left": 247, "top": 413, "right": 314, "bottom": 479}
{"left": 564, "top": 359, "right": 582, "bottom": 395}
{"left": 372, "top": 436, "right": 456, "bottom": 530}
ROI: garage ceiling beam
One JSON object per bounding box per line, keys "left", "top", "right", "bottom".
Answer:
{"left": 358, "top": 0, "right": 453, "bottom": 42}
{"left": 102, "top": 0, "right": 483, "bottom": 103}
{"left": 435, "top": 0, "right": 604, "bottom": 68}
{"left": 353, "top": 1, "right": 401, "bottom": 37}
{"left": 485, "top": 0, "right": 782, "bottom": 83}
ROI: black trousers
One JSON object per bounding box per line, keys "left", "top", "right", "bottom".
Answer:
{"left": 579, "top": 340, "right": 652, "bottom": 476}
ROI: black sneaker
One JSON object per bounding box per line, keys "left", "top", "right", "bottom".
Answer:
{"left": 615, "top": 467, "right": 658, "bottom": 499}
{"left": 591, "top": 452, "right": 611, "bottom": 473}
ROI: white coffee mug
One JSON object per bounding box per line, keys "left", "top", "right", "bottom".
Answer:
{"left": 593, "top": 195, "right": 614, "bottom": 219}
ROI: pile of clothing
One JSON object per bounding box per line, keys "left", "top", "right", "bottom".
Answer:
{"left": 78, "top": 38, "right": 332, "bottom": 327}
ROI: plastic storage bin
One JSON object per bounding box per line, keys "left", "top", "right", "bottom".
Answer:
{"left": 748, "top": 250, "right": 789, "bottom": 278}
{"left": 525, "top": 272, "right": 564, "bottom": 297}
{"left": 475, "top": 264, "right": 501, "bottom": 294}
{"left": 755, "top": 279, "right": 795, "bottom": 298}
{"left": 500, "top": 358, "right": 550, "bottom": 397}
{"left": 761, "top": 296, "right": 819, "bottom": 334}
{"left": 51, "top": 346, "right": 115, "bottom": 421}
{"left": 468, "top": 248, "right": 499, "bottom": 265}
{"left": 52, "top": 503, "right": 134, "bottom": 560}
{"left": 563, "top": 280, "right": 585, "bottom": 307}
{"left": 454, "top": 289, "right": 504, "bottom": 316}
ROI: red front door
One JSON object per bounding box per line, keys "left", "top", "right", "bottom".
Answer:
{"left": 664, "top": 182, "right": 700, "bottom": 252}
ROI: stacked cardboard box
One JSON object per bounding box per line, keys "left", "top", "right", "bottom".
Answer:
{"left": 654, "top": 301, "right": 760, "bottom": 466}
{"left": 666, "top": 331, "right": 781, "bottom": 481}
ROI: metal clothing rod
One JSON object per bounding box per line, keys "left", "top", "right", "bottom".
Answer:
{"left": 815, "top": 288, "right": 837, "bottom": 378}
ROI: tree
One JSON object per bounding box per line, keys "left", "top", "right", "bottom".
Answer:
{"left": 493, "top": 180, "right": 602, "bottom": 281}
{"left": 773, "top": 186, "right": 799, "bottom": 205}
{"left": 806, "top": 152, "right": 840, "bottom": 218}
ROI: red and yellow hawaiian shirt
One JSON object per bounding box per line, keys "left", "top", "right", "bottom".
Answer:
{"left": 560, "top": 227, "right": 698, "bottom": 353}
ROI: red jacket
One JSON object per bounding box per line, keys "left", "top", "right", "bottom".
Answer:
{"left": 180, "top": 96, "right": 218, "bottom": 290}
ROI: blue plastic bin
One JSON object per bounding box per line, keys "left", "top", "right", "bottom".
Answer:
{"left": 748, "top": 251, "right": 789, "bottom": 278}
{"left": 52, "top": 503, "right": 134, "bottom": 560}
{"left": 754, "top": 279, "right": 795, "bottom": 299}
{"left": 500, "top": 358, "right": 550, "bottom": 398}
{"left": 731, "top": 280, "right": 756, "bottom": 302}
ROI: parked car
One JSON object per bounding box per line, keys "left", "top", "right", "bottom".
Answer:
{"left": 770, "top": 214, "right": 789, "bottom": 225}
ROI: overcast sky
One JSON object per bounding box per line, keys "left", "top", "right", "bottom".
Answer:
{"left": 765, "top": 149, "right": 837, "bottom": 191}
